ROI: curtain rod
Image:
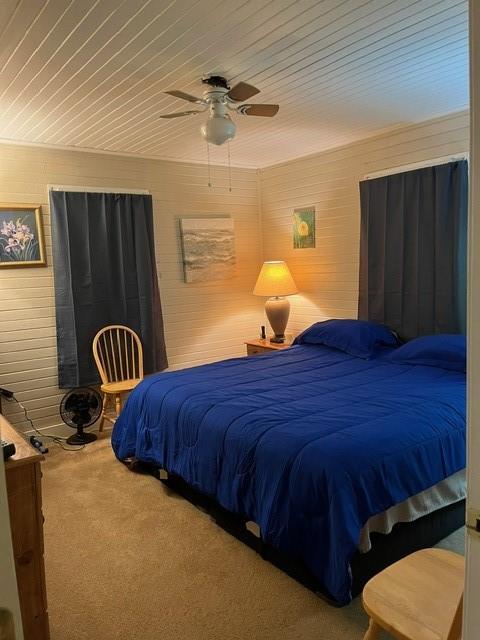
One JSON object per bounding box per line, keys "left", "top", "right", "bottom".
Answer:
{"left": 48, "top": 184, "right": 150, "bottom": 195}
{"left": 362, "top": 153, "right": 469, "bottom": 181}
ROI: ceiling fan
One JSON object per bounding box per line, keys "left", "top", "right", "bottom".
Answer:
{"left": 160, "top": 75, "right": 279, "bottom": 145}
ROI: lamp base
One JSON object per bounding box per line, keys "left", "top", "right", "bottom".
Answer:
{"left": 265, "top": 297, "right": 290, "bottom": 343}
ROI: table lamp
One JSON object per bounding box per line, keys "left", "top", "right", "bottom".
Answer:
{"left": 253, "top": 260, "right": 298, "bottom": 343}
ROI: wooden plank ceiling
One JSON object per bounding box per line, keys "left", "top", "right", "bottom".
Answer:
{"left": 0, "top": 0, "right": 469, "bottom": 168}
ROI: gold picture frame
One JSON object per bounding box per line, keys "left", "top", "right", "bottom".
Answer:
{"left": 0, "top": 203, "right": 46, "bottom": 268}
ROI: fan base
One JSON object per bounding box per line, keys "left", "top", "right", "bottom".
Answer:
{"left": 66, "top": 431, "right": 97, "bottom": 445}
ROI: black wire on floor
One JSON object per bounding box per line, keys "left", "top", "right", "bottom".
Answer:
{"left": 5, "top": 395, "right": 86, "bottom": 451}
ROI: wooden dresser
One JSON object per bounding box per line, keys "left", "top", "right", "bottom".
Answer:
{"left": 1, "top": 414, "right": 50, "bottom": 640}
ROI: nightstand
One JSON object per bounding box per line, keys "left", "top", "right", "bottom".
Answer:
{"left": 245, "top": 337, "right": 294, "bottom": 356}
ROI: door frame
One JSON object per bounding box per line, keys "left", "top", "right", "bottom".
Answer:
{"left": 464, "top": 1, "right": 480, "bottom": 637}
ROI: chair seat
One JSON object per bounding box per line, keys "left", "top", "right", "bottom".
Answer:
{"left": 101, "top": 378, "right": 141, "bottom": 394}
{"left": 363, "top": 548, "right": 464, "bottom": 640}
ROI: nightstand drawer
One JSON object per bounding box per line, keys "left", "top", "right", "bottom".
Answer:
{"left": 247, "top": 344, "right": 270, "bottom": 356}
{"left": 245, "top": 338, "right": 293, "bottom": 356}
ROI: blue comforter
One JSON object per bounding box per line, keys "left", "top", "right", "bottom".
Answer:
{"left": 111, "top": 344, "right": 466, "bottom": 603}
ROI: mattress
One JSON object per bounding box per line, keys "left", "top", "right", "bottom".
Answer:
{"left": 358, "top": 469, "right": 466, "bottom": 552}
{"left": 112, "top": 343, "right": 466, "bottom": 603}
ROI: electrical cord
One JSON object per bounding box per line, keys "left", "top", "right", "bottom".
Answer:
{"left": 4, "top": 395, "right": 86, "bottom": 451}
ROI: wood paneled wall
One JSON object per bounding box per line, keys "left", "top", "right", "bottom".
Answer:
{"left": 259, "top": 111, "right": 470, "bottom": 336}
{"left": 0, "top": 144, "right": 263, "bottom": 433}
{"left": 0, "top": 111, "right": 470, "bottom": 434}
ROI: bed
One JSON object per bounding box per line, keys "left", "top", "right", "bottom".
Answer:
{"left": 111, "top": 323, "right": 466, "bottom": 604}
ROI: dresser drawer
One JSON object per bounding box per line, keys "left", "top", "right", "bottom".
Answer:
{"left": 6, "top": 462, "right": 49, "bottom": 640}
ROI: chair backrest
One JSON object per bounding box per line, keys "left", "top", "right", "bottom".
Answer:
{"left": 446, "top": 592, "right": 463, "bottom": 640}
{"left": 92, "top": 325, "right": 144, "bottom": 384}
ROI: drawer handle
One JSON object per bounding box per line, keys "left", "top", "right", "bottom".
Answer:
{"left": 17, "top": 550, "right": 34, "bottom": 566}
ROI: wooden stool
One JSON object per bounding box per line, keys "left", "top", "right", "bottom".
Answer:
{"left": 362, "top": 548, "right": 464, "bottom": 640}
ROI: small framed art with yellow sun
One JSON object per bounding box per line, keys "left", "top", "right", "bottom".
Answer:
{"left": 293, "top": 206, "right": 315, "bottom": 249}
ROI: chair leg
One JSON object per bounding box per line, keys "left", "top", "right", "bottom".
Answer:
{"left": 363, "top": 619, "right": 382, "bottom": 640}
{"left": 115, "top": 394, "right": 122, "bottom": 417}
{"left": 99, "top": 393, "right": 108, "bottom": 432}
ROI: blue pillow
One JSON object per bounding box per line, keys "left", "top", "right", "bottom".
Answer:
{"left": 384, "top": 334, "right": 466, "bottom": 372}
{"left": 293, "top": 319, "right": 399, "bottom": 358}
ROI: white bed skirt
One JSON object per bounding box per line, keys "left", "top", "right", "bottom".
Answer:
{"left": 358, "top": 469, "right": 466, "bottom": 553}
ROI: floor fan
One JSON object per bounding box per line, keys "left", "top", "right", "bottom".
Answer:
{"left": 60, "top": 387, "right": 102, "bottom": 445}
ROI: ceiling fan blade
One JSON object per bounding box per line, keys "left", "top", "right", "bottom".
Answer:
{"left": 238, "top": 104, "right": 279, "bottom": 117}
{"left": 164, "top": 90, "right": 203, "bottom": 103}
{"left": 159, "top": 110, "right": 202, "bottom": 118}
{"left": 227, "top": 82, "right": 260, "bottom": 102}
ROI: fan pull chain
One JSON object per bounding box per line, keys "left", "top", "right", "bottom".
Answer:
{"left": 206, "top": 141, "right": 212, "bottom": 188}
{"left": 227, "top": 140, "right": 232, "bottom": 192}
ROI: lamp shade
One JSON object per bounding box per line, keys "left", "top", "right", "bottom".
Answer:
{"left": 201, "top": 115, "right": 236, "bottom": 145}
{"left": 253, "top": 261, "right": 298, "bottom": 297}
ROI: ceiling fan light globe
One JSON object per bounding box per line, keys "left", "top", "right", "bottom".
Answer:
{"left": 201, "top": 115, "right": 236, "bottom": 145}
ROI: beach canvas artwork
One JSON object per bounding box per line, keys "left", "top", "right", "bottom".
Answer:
{"left": 180, "top": 217, "right": 236, "bottom": 283}
{"left": 293, "top": 206, "right": 315, "bottom": 249}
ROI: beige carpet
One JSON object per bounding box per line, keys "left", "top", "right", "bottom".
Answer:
{"left": 42, "top": 436, "right": 464, "bottom": 640}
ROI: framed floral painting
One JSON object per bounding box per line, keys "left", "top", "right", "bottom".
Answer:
{"left": 0, "top": 204, "right": 46, "bottom": 267}
{"left": 293, "top": 206, "right": 315, "bottom": 249}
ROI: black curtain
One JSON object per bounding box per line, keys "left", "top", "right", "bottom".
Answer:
{"left": 358, "top": 160, "right": 468, "bottom": 340}
{"left": 50, "top": 191, "right": 168, "bottom": 388}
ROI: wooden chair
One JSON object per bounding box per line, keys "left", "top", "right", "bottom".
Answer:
{"left": 92, "top": 325, "right": 144, "bottom": 431}
{"left": 362, "top": 548, "right": 464, "bottom": 640}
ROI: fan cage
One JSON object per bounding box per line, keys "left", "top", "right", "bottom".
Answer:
{"left": 60, "top": 387, "right": 102, "bottom": 429}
